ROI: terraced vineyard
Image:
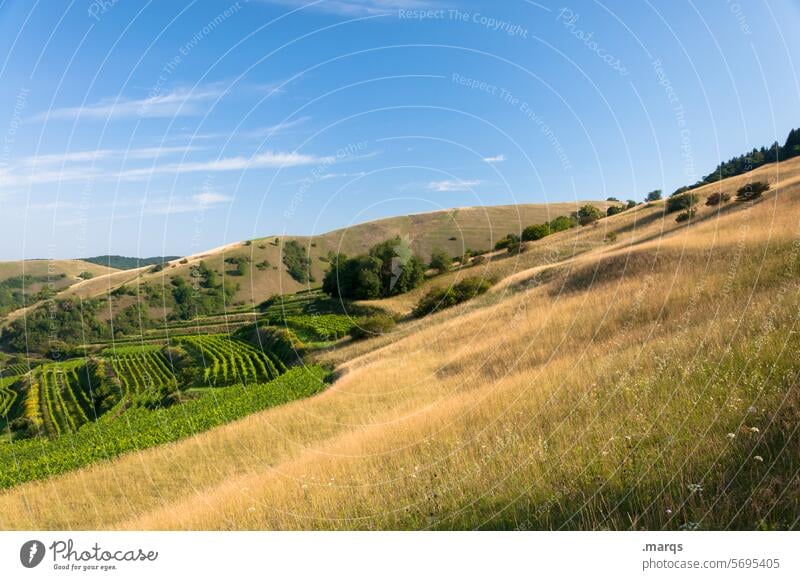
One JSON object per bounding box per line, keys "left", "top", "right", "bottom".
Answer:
{"left": 0, "top": 376, "right": 19, "bottom": 418}
{"left": 0, "top": 366, "right": 328, "bottom": 489}
{"left": 179, "top": 334, "right": 286, "bottom": 386}
{"left": 105, "top": 345, "right": 177, "bottom": 398}
{"left": 280, "top": 314, "right": 356, "bottom": 341}
{"left": 36, "top": 361, "right": 95, "bottom": 436}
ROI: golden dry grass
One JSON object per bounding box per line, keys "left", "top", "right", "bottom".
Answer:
{"left": 0, "top": 162, "right": 798, "bottom": 530}
{"left": 63, "top": 201, "right": 609, "bottom": 312}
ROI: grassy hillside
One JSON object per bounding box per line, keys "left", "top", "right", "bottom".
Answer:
{"left": 61, "top": 201, "right": 610, "bottom": 309}
{"left": 0, "top": 259, "right": 116, "bottom": 285}
{"left": 0, "top": 159, "right": 797, "bottom": 530}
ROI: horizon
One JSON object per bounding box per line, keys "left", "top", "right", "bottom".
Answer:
{"left": 0, "top": 0, "right": 798, "bottom": 260}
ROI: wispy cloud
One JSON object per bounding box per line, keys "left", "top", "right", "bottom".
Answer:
{"left": 146, "top": 192, "right": 234, "bottom": 215}
{"left": 19, "top": 145, "right": 201, "bottom": 167}
{"left": 118, "top": 151, "right": 332, "bottom": 180}
{"left": 483, "top": 154, "right": 506, "bottom": 163}
{"left": 30, "top": 86, "right": 223, "bottom": 122}
{"left": 262, "top": 0, "right": 438, "bottom": 17}
{"left": 189, "top": 116, "right": 312, "bottom": 141}
{"left": 426, "top": 179, "right": 482, "bottom": 192}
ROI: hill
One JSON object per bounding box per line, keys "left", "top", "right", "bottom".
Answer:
{"left": 0, "top": 157, "right": 797, "bottom": 530}
{"left": 0, "top": 260, "right": 118, "bottom": 319}
{"left": 81, "top": 255, "right": 181, "bottom": 270}
{"left": 59, "top": 200, "right": 611, "bottom": 313}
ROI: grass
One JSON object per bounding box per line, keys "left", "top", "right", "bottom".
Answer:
{"left": 0, "top": 160, "right": 798, "bottom": 530}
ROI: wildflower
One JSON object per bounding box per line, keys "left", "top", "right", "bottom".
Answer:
{"left": 666, "top": 508, "right": 673, "bottom": 515}
{"left": 747, "top": 406, "right": 757, "bottom": 413}
{"left": 687, "top": 483, "right": 703, "bottom": 493}
{"left": 754, "top": 455, "right": 764, "bottom": 462}
{"left": 726, "top": 433, "right": 736, "bottom": 440}
{"left": 749, "top": 427, "right": 760, "bottom": 433}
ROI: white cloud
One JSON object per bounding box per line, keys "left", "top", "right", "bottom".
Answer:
{"left": 483, "top": 154, "right": 506, "bottom": 163}
{"left": 262, "top": 0, "right": 438, "bottom": 16}
{"left": 193, "top": 192, "right": 232, "bottom": 205}
{"left": 19, "top": 145, "right": 201, "bottom": 167}
{"left": 426, "top": 179, "right": 482, "bottom": 192}
{"left": 30, "top": 86, "right": 223, "bottom": 122}
{"left": 118, "top": 151, "right": 332, "bottom": 180}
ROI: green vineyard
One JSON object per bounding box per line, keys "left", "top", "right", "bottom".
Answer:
{"left": 0, "top": 376, "right": 19, "bottom": 417}
{"left": 0, "top": 366, "right": 328, "bottom": 489}
{"left": 280, "top": 314, "right": 356, "bottom": 341}
{"left": 179, "top": 334, "right": 286, "bottom": 386}
{"left": 36, "top": 361, "right": 95, "bottom": 436}
{"left": 106, "top": 345, "right": 177, "bottom": 398}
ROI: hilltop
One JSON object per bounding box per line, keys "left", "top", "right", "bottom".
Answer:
{"left": 0, "top": 156, "right": 797, "bottom": 530}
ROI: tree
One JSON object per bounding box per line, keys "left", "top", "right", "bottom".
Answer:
{"left": 322, "top": 238, "right": 425, "bottom": 300}
{"left": 645, "top": 190, "right": 663, "bottom": 202}
{"left": 282, "top": 240, "right": 312, "bottom": 283}
{"left": 522, "top": 223, "right": 550, "bottom": 242}
{"left": 782, "top": 128, "right": 800, "bottom": 159}
{"left": 626, "top": 200, "right": 637, "bottom": 209}
{"left": 666, "top": 193, "right": 698, "bottom": 214}
{"left": 428, "top": 248, "right": 451, "bottom": 274}
{"left": 606, "top": 205, "right": 625, "bottom": 217}
{"left": 736, "top": 181, "right": 770, "bottom": 202}
{"left": 576, "top": 204, "right": 603, "bottom": 226}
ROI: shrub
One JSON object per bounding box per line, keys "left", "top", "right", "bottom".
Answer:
{"left": 575, "top": 204, "right": 603, "bottom": 226}
{"left": 78, "top": 271, "right": 94, "bottom": 280}
{"left": 736, "top": 181, "right": 770, "bottom": 202}
{"left": 494, "top": 233, "right": 520, "bottom": 251}
{"left": 675, "top": 208, "right": 697, "bottom": 223}
{"left": 705, "top": 192, "right": 731, "bottom": 206}
{"left": 429, "top": 248, "right": 451, "bottom": 274}
{"left": 522, "top": 223, "right": 550, "bottom": 241}
{"left": 666, "top": 193, "right": 698, "bottom": 213}
{"left": 605, "top": 232, "right": 618, "bottom": 243}
{"left": 349, "top": 314, "right": 396, "bottom": 340}
{"left": 606, "top": 205, "right": 625, "bottom": 217}
{"left": 645, "top": 190, "right": 663, "bottom": 202}
{"left": 412, "top": 277, "right": 492, "bottom": 317}
{"left": 282, "top": 240, "right": 312, "bottom": 283}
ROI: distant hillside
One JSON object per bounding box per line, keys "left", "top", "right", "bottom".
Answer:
{"left": 81, "top": 255, "right": 181, "bottom": 270}
{"left": 62, "top": 201, "right": 611, "bottom": 311}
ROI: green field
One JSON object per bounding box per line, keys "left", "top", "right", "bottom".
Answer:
{"left": 178, "top": 334, "right": 286, "bottom": 387}
{"left": 0, "top": 366, "right": 328, "bottom": 489}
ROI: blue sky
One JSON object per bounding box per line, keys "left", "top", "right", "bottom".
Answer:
{"left": 0, "top": 0, "right": 798, "bottom": 259}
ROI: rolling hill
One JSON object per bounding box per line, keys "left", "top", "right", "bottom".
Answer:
{"left": 0, "top": 157, "right": 797, "bottom": 530}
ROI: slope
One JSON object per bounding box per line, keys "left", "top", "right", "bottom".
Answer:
{"left": 0, "top": 159, "right": 797, "bottom": 530}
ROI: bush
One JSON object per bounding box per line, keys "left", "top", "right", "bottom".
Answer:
{"left": 736, "top": 181, "right": 770, "bottom": 202}
{"left": 666, "top": 193, "right": 698, "bottom": 213}
{"left": 412, "top": 277, "right": 492, "bottom": 317}
{"left": 675, "top": 208, "right": 697, "bottom": 223}
{"left": 282, "top": 240, "right": 312, "bottom": 283}
{"left": 606, "top": 205, "right": 625, "bottom": 217}
{"left": 645, "top": 190, "right": 663, "bottom": 202}
{"left": 705, "top": 192, "right": 731, "bottom": 206}
{"left": 349, "top": 314, "right": 396, "bottom": 340}
{"left": 522, "top": 223, "right": 550, "bottom": 241}
{"left": 78, "top": 271, "right": 94, "bottom": 280}
{"left": 575, "top": 204, "right": 603, "bottom": 226}
{"left": 494, "top": 233, "right": 520, "bottom": 251}
{"left": 605, "top": 232, "right": 618, "bottom": 243}
{"left": 428, "top": 248, "right": 451, "bottom": 274}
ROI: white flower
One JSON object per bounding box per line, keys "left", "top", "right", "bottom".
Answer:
{"left": 749, "top": 427, "right": 760, "bottom": 433}
{"left": 688, "top": 483, "right": 703, "bottom": 493}
{"left": 754, "top": 455, "right": 764, "bottom": 462}
{"left": 726, "top": 433, "right": 736, "bottom": 440}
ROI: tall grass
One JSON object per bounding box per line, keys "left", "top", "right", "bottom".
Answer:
{"left": 0, "top": 164, "right": 798, "bottom": 530}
